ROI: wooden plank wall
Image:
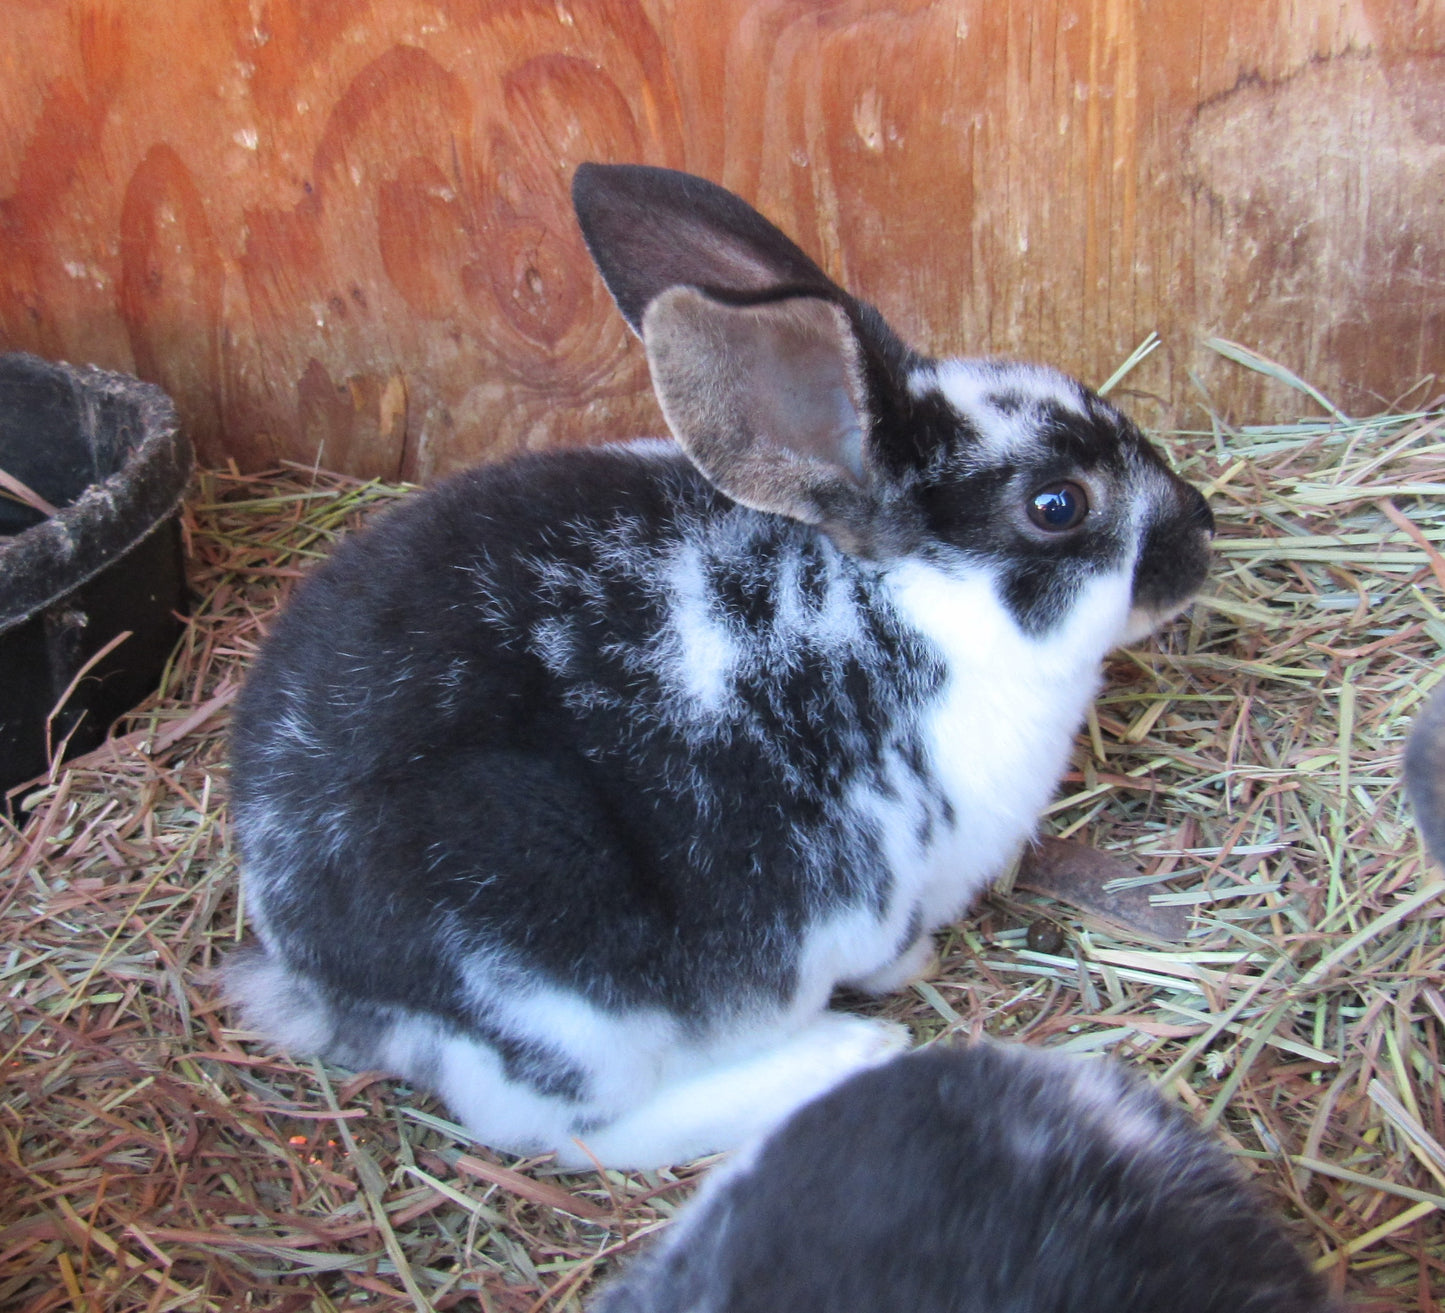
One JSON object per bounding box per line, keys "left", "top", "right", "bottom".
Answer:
{"left": 2, "top": 1, "right": 1442, "bottom": 480}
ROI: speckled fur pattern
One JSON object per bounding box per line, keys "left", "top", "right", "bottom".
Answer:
{"left": 225, "top": 165, "right": 1214, "bottom": 1167}
{"left": 590, "top": 1045, "right": 1337, "bottom": 1313}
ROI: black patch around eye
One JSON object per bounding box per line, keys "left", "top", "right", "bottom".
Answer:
{"left": 917, "top": 467, "right": 1014, "bottom": 550}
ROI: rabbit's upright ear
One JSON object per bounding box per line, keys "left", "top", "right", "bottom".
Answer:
{"left": 572, "top": 163, "right": 838, "bottom": 328}
{"left": 573, "top": 164, "right": 896, "bottom": 554}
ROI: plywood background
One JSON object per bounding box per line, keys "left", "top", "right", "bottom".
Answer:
{"left": 2, "top": 1, "right": 1442, "bottom": 480}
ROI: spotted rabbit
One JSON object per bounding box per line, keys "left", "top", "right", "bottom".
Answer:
{"left": 227, "top": 164, "right": 1213, "bottom": 1167}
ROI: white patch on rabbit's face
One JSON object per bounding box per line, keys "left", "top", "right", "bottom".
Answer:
{"left": 892, "top": 557, "right": 1135, "bottom": 680}
{"left": 900, "top": 360, "right": 1210, "bottom": 643}
{"left": 915, "top": 359, "right": 1090, "bottom": 462}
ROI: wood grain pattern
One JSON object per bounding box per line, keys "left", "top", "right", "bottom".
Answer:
{"left": 1, "top": 1, "right": 1441, "bottom": 479}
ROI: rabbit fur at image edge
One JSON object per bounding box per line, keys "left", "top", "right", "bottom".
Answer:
{"left": 1405, "top": 680, "right": 1445, "bottom": 867}
{"left": 226, "top": 163, "right": 1215, "bottom": 1168}
{"left": 590, "top": 1044, "right": 1337, "bottom": 1313}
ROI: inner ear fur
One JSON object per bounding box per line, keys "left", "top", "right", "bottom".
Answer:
{"left": 641, "top": 288, "right": 881, "bottom": 545}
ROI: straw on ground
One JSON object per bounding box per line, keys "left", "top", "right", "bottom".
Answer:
{"left": 3, "top": 378, "right": 1443, "bottom": 1310}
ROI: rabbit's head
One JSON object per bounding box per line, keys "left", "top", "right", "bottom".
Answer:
{"left": 573, "top": 164, "right": 1211, "bottom": 660}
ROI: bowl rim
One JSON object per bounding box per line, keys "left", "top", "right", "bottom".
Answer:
{"left": 0, "top": 353, "right": 193, "bottom": 634}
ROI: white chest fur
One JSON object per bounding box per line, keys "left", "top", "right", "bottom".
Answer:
{"left": 881, "top": 559, "right": 1134, "bottom": 927}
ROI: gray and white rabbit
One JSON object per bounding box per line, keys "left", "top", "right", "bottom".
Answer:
{"left": 226, "top": 164, "right": 1214, "bottom": 1168}
{"left": 591, "top": 1044, "right": 1335, "bottom": 1313}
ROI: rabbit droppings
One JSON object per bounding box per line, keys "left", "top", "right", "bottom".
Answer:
{"left": 227, "top": 165, "right": 1214, "bottom": 1168}
{"left": 591, "top": 1045, "right": 1336, "bottom": 1313}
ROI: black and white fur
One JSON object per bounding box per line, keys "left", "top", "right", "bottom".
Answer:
{"left": 226, "top": 164, "right": 1214, "bottom": 1168}
{"left": 591, "top": 1044, "right": 1336, "bottom": 1313}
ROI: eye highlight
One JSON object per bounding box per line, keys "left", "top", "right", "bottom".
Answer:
{"left": 1027, "top": 481, "right": 1090, "bottom": 532}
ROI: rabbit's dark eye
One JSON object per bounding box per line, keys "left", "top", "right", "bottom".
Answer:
{"left": 1027, "top": 481, "right": 1089, "bottom": 532}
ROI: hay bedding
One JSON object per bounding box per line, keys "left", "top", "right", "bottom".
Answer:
{"left": 3, "top": 349, "right": 1445, "bottom": 1311}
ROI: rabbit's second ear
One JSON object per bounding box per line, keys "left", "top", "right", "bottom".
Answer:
{"left": 643, "top": 287, "right": 884, "bottom": 553}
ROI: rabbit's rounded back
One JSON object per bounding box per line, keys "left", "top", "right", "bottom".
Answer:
{"left": 591, "top": 1045, "right": 1335, "bottom": 1313}
{"left": 227, "top": 165, "right": 1213, "bottom": 1167}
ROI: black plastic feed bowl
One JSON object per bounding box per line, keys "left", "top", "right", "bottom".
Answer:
{"left": 0, "top": 353, "right": 192, "bottom": 802}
